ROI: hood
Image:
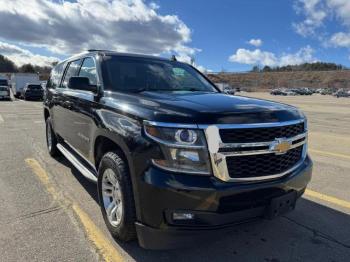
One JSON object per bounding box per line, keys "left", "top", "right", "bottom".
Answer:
{"left": 102, "top": 91, "right": 302, "bottom": 124}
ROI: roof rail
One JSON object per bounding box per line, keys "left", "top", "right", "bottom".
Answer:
{"left": 87, "top": 49, "right": 110, "bottom": 52}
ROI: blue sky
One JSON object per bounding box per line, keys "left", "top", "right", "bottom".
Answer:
{"left": 1, "top": 0, "right": 350, "bottom": 72}
{"left": 155, "top": 0, "right": 350, "bottom": 71}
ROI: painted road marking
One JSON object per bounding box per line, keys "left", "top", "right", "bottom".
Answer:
{"left": 305, "top": 189, "right": 350, "bottom": 210}
{"left": 309, "top": 149, "right": 350, "bottom": 160}
{"left": 0, "top": 114, "right": 3, "bottom": 123}
{"left": 25, "top": 158, "right": 124, "bottom": 262}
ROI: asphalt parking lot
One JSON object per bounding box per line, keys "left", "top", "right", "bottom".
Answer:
{"left": 0, "top": 94, "right": 349, "bottom": 262}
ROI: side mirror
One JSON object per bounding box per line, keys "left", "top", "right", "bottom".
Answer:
{"left": 68, "top": 77, "right": 98, "bottom": 92}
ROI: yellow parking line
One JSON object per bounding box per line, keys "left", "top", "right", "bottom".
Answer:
{"left": 305, "top": 189, "right": 350, "bottom": 210}
{"left": 309, "top": 149, "right": 350, "bottom": 160}
{"left": 25, "top": 158, "right": 124, "bottom": 262}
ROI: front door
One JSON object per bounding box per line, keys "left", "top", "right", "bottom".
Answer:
{"left": 65, "top": 57, "right": 100, "bottom": 162}
{"left": 55, "top": 59, "right": 83, "bottom": 143}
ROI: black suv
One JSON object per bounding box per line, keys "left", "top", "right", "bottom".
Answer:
{"left": 44, "top": 50, "right": 312, "bottom": 249}
{"left": 22, "top": 84, "right": 44, "bottom": 100}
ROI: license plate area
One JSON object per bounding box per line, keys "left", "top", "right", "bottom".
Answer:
{"left": 265, "top": 191, "right": 297, "bottom": 219}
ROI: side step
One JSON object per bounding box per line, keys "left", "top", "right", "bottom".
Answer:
{"left": 57, "top": 143, "right": 98, "bottom": 183}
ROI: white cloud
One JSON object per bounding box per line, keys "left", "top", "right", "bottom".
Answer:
{"left": 229, "top": 46, "right": 316, "bottom": 67}
{"left": 329, "top": 32, "right": 350, "bottom": 47}
{"left": 248, "top": 39, "right": 263, "bottom": 47}
{"left": 279, "top": 45, "right": 315, "bottom": 65}
{"left": 293, "top": 0, "right": 328, "bottom": 37}
{"left": 229, "top": 49, "right": 277, "bottom": 66}
{"left": 0, "top": 0, "right": 198, "bottom": 60}
{"left": 327, "top": 0, "right": 350, "bottom": 26}
{"left": 0, "top": 41, "right": 59, "bottom": 66}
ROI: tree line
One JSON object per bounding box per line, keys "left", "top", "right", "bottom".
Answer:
{"left": 0, "top": 54, "right": 56, "bottom": 75}
{"left": 251, "top": 62, "right": 347, "bottom": 73}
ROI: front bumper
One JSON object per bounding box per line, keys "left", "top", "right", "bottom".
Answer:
{"left": 135, "top": 155, "right": 312, "bottom": 249}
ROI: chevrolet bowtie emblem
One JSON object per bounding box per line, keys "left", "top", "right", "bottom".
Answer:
{"left": 270, "top": 138, "right": 292, "bottom": 154}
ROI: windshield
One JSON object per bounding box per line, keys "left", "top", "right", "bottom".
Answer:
{"left": 103, "top": 56, "right": 217, "bottom": 93}
{"left": 0, "top": 79, "right": 8, "bottom": 86}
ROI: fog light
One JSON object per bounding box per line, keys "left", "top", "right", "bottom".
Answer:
{"left": 172, "top": 212, "right": 195, "bottom": 220}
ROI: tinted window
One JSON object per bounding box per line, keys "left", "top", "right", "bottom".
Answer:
{"left": 62, "top": 60, "right": 82, "bottom": 88}
{"left": 28, "top": 85, "right": 42, "bottom": 90}
{"left": 48, "top": 63, "right": 64, "bottom": 89}
{"left": 79, "top": 57, "right": 97, "bottom": 85}
{"left": 0, "top": 79, "right": 8, "bottom": 86}
{"left": 103, "top": 56, "right": 217, "bottom": 93}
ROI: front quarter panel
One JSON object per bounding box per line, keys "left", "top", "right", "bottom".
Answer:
{"left": 92, "top": 107, "right": 161, "bottom": 221}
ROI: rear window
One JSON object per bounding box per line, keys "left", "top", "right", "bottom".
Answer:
{"left": 0, "top": 79, "right": 8, "bottom": 86}
{"left": 28, "top": 85, "right": 42, "bottom": 90}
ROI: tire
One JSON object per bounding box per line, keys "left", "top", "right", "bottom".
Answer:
{"left": 97, "top": 151, "right": 136, "bottom": 242}
{"left": 46, "top": 117, "right": 60, "bottom": 157}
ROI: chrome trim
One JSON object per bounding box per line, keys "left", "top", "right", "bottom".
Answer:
{"left": 198, "top": 118, "right": 305, "bottom": 129}
{"left": 151, "top": 160, "right": 211, "bottom": 175}
{"left": 220, "top": 132, "right": 307, "bottom": 157}
{"left": 144, "top": 120, "right": 198, "bottom": 129}
{"left": 203, "top": 119, "right": 307, "bottom": 182}
{"left": 57, "top": 143, "right": 97, "bottom": 183}
{"left": 65, "top": 140, "right": 96, "bottom": 168}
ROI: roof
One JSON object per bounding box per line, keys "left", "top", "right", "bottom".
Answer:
{"left": 61, "top": 50, "right": 172, "bottom": 64}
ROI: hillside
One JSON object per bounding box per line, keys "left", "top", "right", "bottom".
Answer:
{"left": 207, "top": 70, "right": 350, "bottom": 91}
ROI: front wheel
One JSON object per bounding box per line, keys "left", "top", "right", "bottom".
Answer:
{"left": 97, "top": 151, "right": 136, "bottom": 242}
{"left": 46, "top": 117, "right": 60, "bottom": 157}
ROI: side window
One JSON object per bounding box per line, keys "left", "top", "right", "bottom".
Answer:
{"left": 47, "top": 63, "right": 64, "bottom": 89}
{"left": 61, "top": 59, "right": 82, "bottom": 88}
{"left": 79, "top": 57, "right": 98, "bottom": 85}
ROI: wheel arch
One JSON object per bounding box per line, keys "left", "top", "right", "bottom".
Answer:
{"left": 94, "top": 135, "right": 129, "bottom": 171}
{"left": 93, "top": 134, "right": 142, "bottom": 221}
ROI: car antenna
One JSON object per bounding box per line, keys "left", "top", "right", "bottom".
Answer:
{"left": 171, "top": 55, "right": 177, "bottom": 61}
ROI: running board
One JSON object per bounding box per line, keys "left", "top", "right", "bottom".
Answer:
{"left": 57, "top": 143, "right": 98, "bottom": 183}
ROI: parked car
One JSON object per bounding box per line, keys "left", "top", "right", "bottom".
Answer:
{"left": 0, "top": 78, "right": 11, "bottom": 100}
{"left": 44, "top": 50, "right": 312, "bottom": 249}
{"left": 333, "top": 89, "right": 350, "bottom": 98}
{"left": 215, "top": 83, "right": 235, "bottom": 95}
{"left": 10, "top": 73, "right": 40, "bottom": 98}
{"left": 22, "top": 83, "right": 44, "bottom": 100}
{"left": 290, "top": 88, "right": 313, "bottom": 95}
{"left": 270, "top": 89, "right": 287, "bottom": 95}
{"left": 223, "top": 86, "right": 235, "bottom": 95}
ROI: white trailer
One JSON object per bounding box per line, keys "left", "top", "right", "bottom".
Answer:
{"left": 10, "top": 73, "right": 40, "bottom": 98}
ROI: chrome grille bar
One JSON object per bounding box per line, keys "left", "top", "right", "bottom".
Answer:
{"left": 220, "top": 132, "right": 307, "bottom": 157}
{"left": 202, "top": 119, "right": 308, "bottom": 182}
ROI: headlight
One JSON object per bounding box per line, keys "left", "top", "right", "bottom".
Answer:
{"left": 144, "top": 124, "right": 211, "bottom": 175}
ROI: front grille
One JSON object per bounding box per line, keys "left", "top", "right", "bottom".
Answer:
{"left": 220, "top": 122, "right": 304, "bottom": 143}
{"left": 226, "top": 146, "right": 303, "bottom": 179}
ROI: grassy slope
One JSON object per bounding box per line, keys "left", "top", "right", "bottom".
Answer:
{"left": 207, "top": 70, "right": 350, "bottom": 91}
